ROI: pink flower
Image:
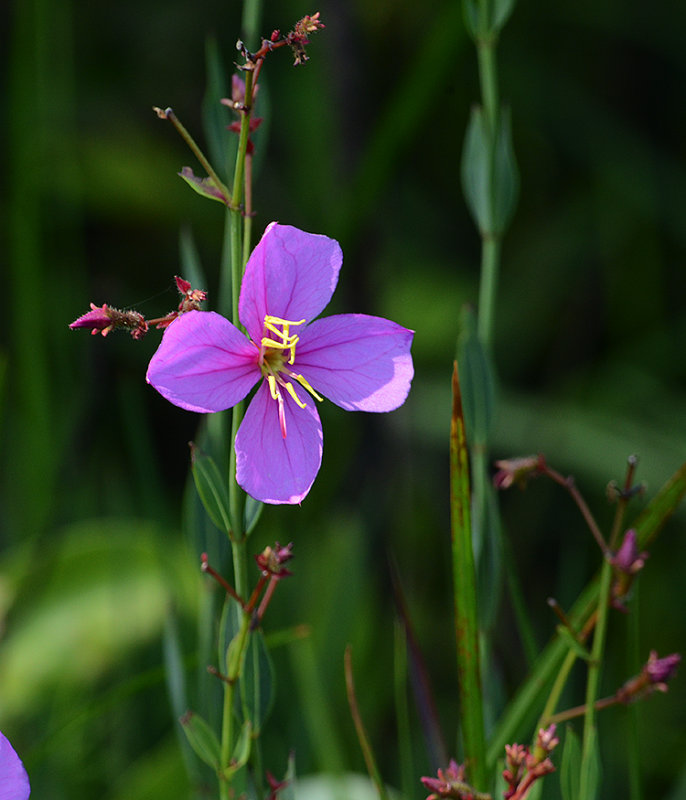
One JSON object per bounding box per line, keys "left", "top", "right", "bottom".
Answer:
{"left": 146, "top": 223, "right": 414, "bottom": 504}
{"left": 0, "top": 730, "right": 30, "bottom": 800}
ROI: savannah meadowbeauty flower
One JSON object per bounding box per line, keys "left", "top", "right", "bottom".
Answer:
{"left": 147, "top": 222, "right": 414, "bottom": 504}
{"left": 0, "top": 730, "right": 30, "bottom": 800}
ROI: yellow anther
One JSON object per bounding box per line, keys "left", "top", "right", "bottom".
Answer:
{"left": 292, "top": 372, "right": 323, "bottom": 402}
{"left": 283, "top": 381, "right": 307, "bottom": 410}
{"left": 267, "top": 374, "right": 279, "bottom": 401}
{"left": 261, "top": 316, "right": 306, "bottom": 365}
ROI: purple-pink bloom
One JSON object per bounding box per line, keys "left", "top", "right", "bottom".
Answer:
{"left": 147, "top": 222, "right": 414, "bottom": 504}
{"left": 0, "top": 730, "right": 30, "bottom": 800}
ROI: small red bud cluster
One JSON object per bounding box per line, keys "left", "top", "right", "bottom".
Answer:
{"left": 68, "top": 276, "right": 206, "bottom": 339}
{"left": 609, "top": 529, "right": 649, "bottom": 609}
{"left": 503, "top": 725, "right": 558, "bottom": 800}
{"left": 421, "top": 760, "right": 491, "bottom": 800}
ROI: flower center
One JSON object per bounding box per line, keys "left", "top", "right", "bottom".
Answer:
{"left": 259, "top": 315, "right": 323, "bottom": 437}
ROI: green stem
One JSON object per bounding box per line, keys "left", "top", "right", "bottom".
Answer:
{"left": 219, "top": 60, "right": 256, "bottom": 797}
{"left": 579, "top": 555, "right": 613, "bottom": 798}
{"left": 476, "top": 31, "right": 499, "bottom": 133}
{"left": 221, "top": 607, "right": 252, "bottom": 771}
{"left": 476, "top": 235, "right": 500, "bottom": 349}
{"left": 226, "top": 68, "right": 254, "bottom": 538}
{"left": 536, "top": 648, "right": 577, "bottom": 731}
{"left": 157, "top": 107, "right": 231, "bottom": 202}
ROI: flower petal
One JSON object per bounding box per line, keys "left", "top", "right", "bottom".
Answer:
{"left": 236, "top": 380, "right": 323, "bottom": 504}
{"left": 238, "top": 223, "right": 343, "bottom": 342}
{"left": 146, "top": 310, "right": 259, "bottom": 413}
{"left": 0, "top": 731, "right": 30, "bottom": 800}
{"left": 295, "top": 314, "right": 414, "bottom": 412}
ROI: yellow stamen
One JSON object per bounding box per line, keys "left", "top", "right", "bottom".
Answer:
{"left": 261, "top": 315, "right": 306, "bottom": 364}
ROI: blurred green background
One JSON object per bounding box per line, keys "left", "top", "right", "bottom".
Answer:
{"left": 3, "top": 0, "right": 686, "bottom": 797}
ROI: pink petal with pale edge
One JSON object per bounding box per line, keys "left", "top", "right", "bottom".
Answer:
{"left": 294, "top": 314, "right": 414, "bottom": 411}
{"left": 146, "top": 310, "right": 259, "bottom": 413}
{"left": 0, "top": 732, "right": 30, "bottom": 800}
{"left": 239, "top": 223, "right": 343, "bottom": 343}
{"left": 235, "top": 380, "right": 323, "bottom": 504}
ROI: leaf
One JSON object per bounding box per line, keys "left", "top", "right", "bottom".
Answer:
{"left": 178, "top": 166, "right": 229, "bottom": 204}
{"left": 493, "top": 0, "right": 517, "bottom": 32}
{"left": 190, "top": 442, "right": 232, "bottom": 536}
{"left": 223, "top": 720, "right": 252, "bottom": 779}
{"left": 243, "top": 493, "right": 263, "bottom": 536}
{"left": 202, "top": 36, "right": 234, "bottom": 183}
{"left": 277, "top": 753, "right": 297, "bottom": 800}
{"left": 556, "top": 625, "right": 593, "bottom": 661}
{"left": 560, "top": 725, "right": 582, "bottom": 800}
{"left": 461, "top": 106, "right": 518, "bottom": 236}
{"left": 180, "top": 711, "right": 221, "bottom": 770}
{"left": 238, "top": 629, "right": 275, "bottom": 735}
{"left": 633, "top": 460, "right": 686, "bottom": 547}
{"left": 462, "top": 0, "right": 479, "bottom": 38}
{"left": 492, "top": 106, "right": 519, "bottom": 233}
{"left": 461, "top": 105, "right": 492, "bottom": 234}
{"left": 458, "top": 306, "right": 496, "bottom": 445}
{"left": 579, "top": 726, "right": 602, "bottom": 800}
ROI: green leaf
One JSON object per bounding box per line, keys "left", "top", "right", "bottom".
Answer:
{"left": 449, "top": 362, "right": 488, "bottom": 790}
{"left": 493, "top": 0, "right": 517, "bottom": 32}
{"left": 238, "top": 629, "right": 275, "bottom": 735}
{"left": 462, "top": 0, "right": 479, "bottom": 38}
{"left": 579, "top": 726, "right": 602, "bottom": 800}
{"left": 556, "top": 625, "right": 593, "bottom": 661}
{"left": 178, "top": 166, "right": 229, "bottom": 204}
{"left": 458, "top": 306, "right": 496, "bottom": 445}
{"left": 633, "top": 460, "right": 686, "bottom": 547}
{"left": 461, "top": 106, "right": 518, "bottom": 236}
{"left": 244, "top": 493, "right": 263, "bottom": 536}
{"left": 461, "top": 105, "right": 492, "bottom": 234}
{"left": 223, "top": 720, "right": 252, "bottom": 778}
{"left": 178, "top": 225, "right": 206, "bottom": 292}
{"left": 180, "top": 711, "right": 221, "bottom": 770}
{"left": 560, "top": 725, "right": 582, "bottom": 800}
{"left": 277, "top": 753, "right": 297, "bottom": 800}
{"left": 190, "top": 443, "right": 232, "bottom": 536}
{"left": 202, "top": 36, "right": 234, "bottom": 184}
{"left": 492, "top": 106, "right": 519, "bottom": 233}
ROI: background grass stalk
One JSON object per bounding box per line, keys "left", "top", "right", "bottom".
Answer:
{"left": 579, "top": 554, "right": 613, "bottom": 798}
{"left": 450, "top": 363, "right": 487, "bottom": 790}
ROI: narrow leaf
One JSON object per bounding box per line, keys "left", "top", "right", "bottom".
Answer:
{"left": 579, "top": 725, "right": 601, "bottom": 800}
{"left": 178, "top": 166, "right": 229, "bottom": 204}
{"left": 202, "top": 36, "right": 233, "bottom": 182}
{"left": 450, "top": 362, "right": 487, "bottom": 791}
{"left": 462, "top": 0, "right": 480, "bottom": 39}
{"left": 223, "top": 720, "right": 252, "bottom": 778}
{"left": 556, "top": 625, "right": 593, "bottom": 661}
{"left": 560, "top": 726, "right": 582, "bottom": 800}
{"left": 277, "top": 753, "right": 297, "bottom": 800}
{"left": 461, "top": 105, "right": 492, "bottom": 234}
{"left": 238, "top": 629, "right": 275, "bottom": 735}
{"left": 244, "top": 493, "right": 263, "bottom": 536}
{"left": 493, "top": 0, "right": 517, "bottom": 32}
{"left": 458, "top": 306, "right": 496, "bottom": 446}
{"left": 633, "top": 460, "right": 686, "bottom": 547}
{"left": 492, "top": 107, "right": 519, "bottom": 233}
{"left": 180, "top": 711, "right": 221, "bottom": 770}
{"left": 190, "top": 443, "right": 232, "bottom": 536}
